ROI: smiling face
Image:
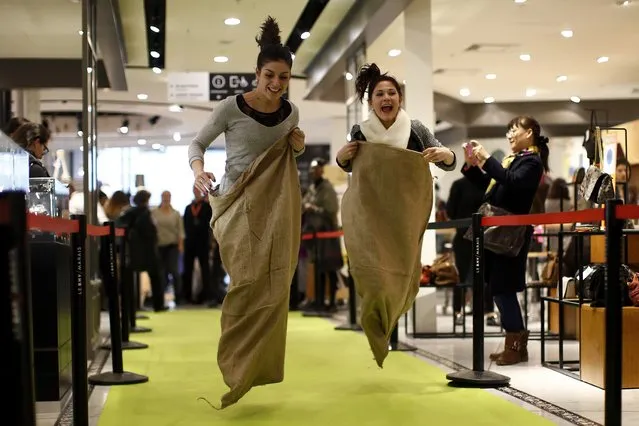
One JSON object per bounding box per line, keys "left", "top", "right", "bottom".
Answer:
{"left": 369, "top": 80, "right": 402, "bottom": 127}
{"left": 256, "top": 60, "right": 291, "bottom": 102}
{"left": 506, "top": 124, "right": 533, "bottom": 154}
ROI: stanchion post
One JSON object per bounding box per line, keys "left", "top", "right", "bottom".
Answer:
{"left": 1, "top": 192, "right": 36, "bottom": 426}
{"left": 100, "top": 226, "right": 148, "bottom": 351}
{"left": 70, "top": 215, "right": 89, "bottom": 426}
{"left": 604, "top": 199, "right": 622, "bottom": 426}
{"left": 446, "top": 213, "right": 510, "bottom": 387}
{"left": 302, "top": 232, "right": 332, "bottom": 318}
{"left": 88, "top": 223, "right": 148, "bottom": 386}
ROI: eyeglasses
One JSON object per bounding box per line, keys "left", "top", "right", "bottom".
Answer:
{"left": 41, "top": 143, "right": 49, "bottom": 155}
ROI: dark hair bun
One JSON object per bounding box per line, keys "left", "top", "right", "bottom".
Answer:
{"left": 537, "top": 135, "right": 549, "bottom": 145}
{"left": 355, "top": 63, "right": 382, "bottom": 102}
{"left": 255, "top": 16, "right": 282, "bottom": 49}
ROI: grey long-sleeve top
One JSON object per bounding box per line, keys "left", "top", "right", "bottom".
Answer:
{"left": 188, "top": 95, "right": 302, "bottom": 195}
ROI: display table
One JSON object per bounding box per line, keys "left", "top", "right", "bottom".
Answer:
{"left": 580, "top": 305, "right": 639, "bottom": 389}
{"left": 30, "top": 239, "right": 73, "bottom": 403}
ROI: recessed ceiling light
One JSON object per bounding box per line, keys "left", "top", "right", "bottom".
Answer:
{"left": 137, "top": 139, "right": 147, "bottom": 145}
{"left": 388, "top": 49, "right": 402, "bottom": 57}
{"left": 520, "top": 54, "right": 531, "bottom": 61}
{"left": 484, "top": 96, "right": 495, "bottom": 104}
{"left": 137, "top": 93, "right": 148, "bottom": 100}
{"left": 150, "top": 25, "right": 160, "bottom": 33}
{"left": 597, "top": 56, "right": 609, "bottom": 63}
{"left": 556, "top": 75, "right": 568, "bottom": 82}
{"left": 345, "top": 72, "right": 353, "bottom": 81}
{"left": 459, "top": 88, "right": 471, "bottom": 97}
{"left": 570, "top": 96, "right": 581, "bottom": 103}
{"left": 150, "top": 50, "right": 160, "bottom": 59}
{"left": 214, "top": 56, "right": 229, "bottom": 63}
{"left": 78, "top": 30, "right": 83, "bottom": 35}
{"left": 224, "top": 17, "right": 241, "bottom": 26}
{"left": 561, "top": 30, "right": 573, "bottom": 38}
{"left": 485, "top": 73, "right": 497, "bottom": 80}
{"left": 526, "top": 88, "right": 537, "bottom": 97}
{"left": 169, "top": 104, "right": 182, "bottom": 112}
{"left": 300, "top": 31, "right": 310, "bottom": 40}
{"left": 152, "top": 143, "right": 162, "bottom": 150}
{"left": 172, "top": 132, "right": 181, "bottom": 142}
{"left": 152, "top": 67, "right": 162, "bottom": 74}
{"left": 514, "top": 0, "right": 527, "bottom": 3}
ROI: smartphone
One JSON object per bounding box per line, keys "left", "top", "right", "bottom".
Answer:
{"left": 464, "top": 143, "right": 473, "bottom": 158}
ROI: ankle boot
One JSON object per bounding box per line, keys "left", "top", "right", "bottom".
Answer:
{"left": 496, "top": 330, "right": 529, "bottom": 366}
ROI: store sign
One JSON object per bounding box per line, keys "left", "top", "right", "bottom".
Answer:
{"left": 167, "top": 72, "right": 209, "bottom": 102}
{"left": 209, "top": 73, "right": 257, "bottom": 101}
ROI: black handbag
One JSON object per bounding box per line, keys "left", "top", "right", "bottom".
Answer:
{"left": 575, "top": 264, "right": 634, "bottom": 307}
{"left": 463, "top": 203, "right": 528, "bottom": 257}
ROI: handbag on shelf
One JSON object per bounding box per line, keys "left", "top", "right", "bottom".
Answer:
{"left": 463, "top": 203, "right": 528, "bottom": 257}
{"left": 431, "top": 252, "right": 459, "bottom": 286}
{"left": 579, "top": 127, "right": 615, "bottom": 205}
{"left": 541, "top": 252, "right": 559, "bottom": 285}
{"left": 575, "top": 264, "right": 635, "bottom": 307}
{"left": 629, "top": 273, "right": 639, "bottom": 307}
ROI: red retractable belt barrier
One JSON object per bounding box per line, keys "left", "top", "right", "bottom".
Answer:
{"left": 481, "top": 208, "right": 605, "bottom": 227}
{"left": 616, "top": 204, "right": 639, "bottom": 220}
{"left": 28, "top": 213, "right": 80, "bottom": 234}
{"left": 87, "top": 224, "right": 110, "bottom": 237}
{"left": 301, "top": 230, "right": 344, "bottom": 241}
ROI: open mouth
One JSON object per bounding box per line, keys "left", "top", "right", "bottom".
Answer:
{"left": 268, "top": 87, "right": 281, "bottom": 95}
{"left": 381, "top": 105, "right": 393, "bottom": 113}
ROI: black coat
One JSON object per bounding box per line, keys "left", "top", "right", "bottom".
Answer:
{"left": 183, "top": 200, "right": 212, "bottom": 249}
{"left": 462, "top": 153, "right": 543, "bottom": 295}
{"left": 446, "top": 176, "right": 485, "bottom": 284}
{"left": 119, "top": 206, "right": 161, "bottom": 271}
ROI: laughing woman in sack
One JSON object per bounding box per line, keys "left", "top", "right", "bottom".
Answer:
{"left": 462, "top": 115, "right": 548, "bottom": 366}
{"left": 336, "top": 63, "right": 456, "bottom": 366}
{"left": 187, "top": 16, "right": 305, "bottom": 408}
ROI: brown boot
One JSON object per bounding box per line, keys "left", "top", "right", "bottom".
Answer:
{"left": 495, "top": 330, "right": 529, "bottom": 366}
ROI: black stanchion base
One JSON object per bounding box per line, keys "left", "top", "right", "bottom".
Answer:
{"left": 302, "top": 310, "right": 334, "bottom": 318}
{"left": 389, "top": 342, "right": 417, "bottom": 352}
{"left": 335, "top": 323, "right": 362, "bottom": 331}
{"left": 130, "top": 326, "right": 152, "bottom": 333}
{"left": 101, "top": 341, "right": 148, "bottom": 351}
{"left": 88, "top": 371, "right": 149, "bottom": 386}
{"left": 136, "top": 314, "right": 149, "bottom": 320}
{"left": 446, "top": 370, "right": 511, "bottom": 387}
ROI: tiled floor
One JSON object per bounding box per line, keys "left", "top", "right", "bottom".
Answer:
{"left": 37, "top": 299, "right": 638, "bottom": 425}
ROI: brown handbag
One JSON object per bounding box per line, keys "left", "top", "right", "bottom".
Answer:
{"left": 431, "top": 252, "right": 459, "bottom": 286}
{"left": 463, "top": 203, "right": 528, "bottom": 257}
{"left": 540, "top": 252, "right": 559, "bottom": 285}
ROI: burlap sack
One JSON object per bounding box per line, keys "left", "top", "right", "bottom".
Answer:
{"left": 341, "top": 142, "right": 433, "bottom": 367}
{"left": 209, "top": 135, "right": 301, "bottom": 408}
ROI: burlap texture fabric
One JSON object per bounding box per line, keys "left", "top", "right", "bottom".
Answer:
{"left": 341, "top": 142, "right": 433, "bottom": 367}
{"left": 209, "top": 135, "right": 301, "bottom": 408}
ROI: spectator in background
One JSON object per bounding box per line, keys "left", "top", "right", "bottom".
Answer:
{"left": 120, "top": 190, "right": 167, "bottom": 312}
{"left": 11, "top": 122, "right": 51, "bottom": 178}
{"left": 182, "top": 186, "right": 213, "bottom": 306}
{"left": 152, "top": 191, "right": 184, "bottom": 305}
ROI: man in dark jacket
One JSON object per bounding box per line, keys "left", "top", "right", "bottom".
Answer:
{"left": 182, "top": 187, "right": 213, "bottom": 305}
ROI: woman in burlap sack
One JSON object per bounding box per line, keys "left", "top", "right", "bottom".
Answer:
{"left": 336, "top": 63, "right": 456, "bottom": 367}
{"left": 187, "top": 16, "right": 305, "bottom": 408}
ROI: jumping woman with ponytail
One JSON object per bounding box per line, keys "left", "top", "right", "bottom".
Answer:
{"left": 188, "top": 17, "right": 305, "bottom": 409}
{"left": 336, "top": 64, "right": 455, "bottom": 367}
{"left": 462, "top": 115, "right": 548, "bottom": 366}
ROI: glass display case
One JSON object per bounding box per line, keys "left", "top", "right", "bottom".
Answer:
{"left": 0, "top": 131, "right": 29, "bottom": 192}
{"left": 27, "top": 177, "right": 69, "bottom": 218}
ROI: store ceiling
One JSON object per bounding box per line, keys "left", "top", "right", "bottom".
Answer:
{"left": 367, "top": 0, "right": 639, "bottom": 103}
{"left": 1, "top": 0, "right": 638, "bottom": 148}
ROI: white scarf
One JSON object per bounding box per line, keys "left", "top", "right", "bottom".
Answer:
{"left": 359, "top": 108, "right": 412, "bottom": 149}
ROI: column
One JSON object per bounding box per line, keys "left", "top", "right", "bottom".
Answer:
{"left": 0, "top": 90, "right": 11, "bottom": 130}
{"left": 403, "top": 0, "right": 437, "bottom": 265}
{"left": 14, "top": 89, "right": 41, "bottom": 123}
